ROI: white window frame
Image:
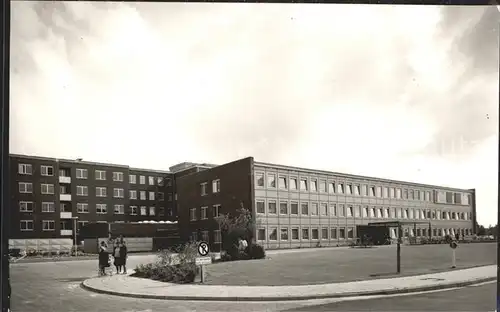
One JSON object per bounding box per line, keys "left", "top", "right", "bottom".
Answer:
{"left": 114, "top": 204, "right": 125, "bottom": 214}
{"left": 96, "top": 204, "right": 107, "bottom": 214}
{"left": 113, "top": 188, "right": 124, "bottom": 198}
{"left": 18, "top": 164, "right": 33, "bottom": 175}
{"left": 256, "top": 200, "right": 266, "bottom": 214}
{"left": 190, "top": 208, "right": 197, "bottom": 221}
{"left": 130, "top": 206, "right": 138, "bottom": 215}
{"left": 139, "top": 175, "right": 146, "bottom": 185}
{"left": 40, "top": 165, "right": 54, "bottom": 176}
{"left": 280, "top": 227, "right": 289, "bottom": 241}
{"left": 140, "top": 191, "right": 146, "bottom": 200}
{"left": 129, "top": 174, "right": 137, "bottom": 184}
{"left": 129, "top": 190, "right": 137, "bottom": 200}
{"left": 149, "top": 206, "right": 155, "bottom": 216}
{"left": 212, "top": 179, "right": 221, "bottom": 193}
{"left": 41, "top": 202, "right": 55, "bottom": 213}
{"left": 213, "top": 204, "right": 221, "bottom": 218}
{"left": 214, "top": 230, "right": 222, "bottom": 244}
{"left": 157, "top": 177, "right": 164, "bottom": 186}
{"left": 18, "top": 182, "right": 33, "bottom": 193}
{"left": 201, "top": 206, "right": 208, "bottom": 220}
{"left": 149, "top": 191, "right": 155, "bottom": 201}
{"left": 200, "top": 182, "right": 208, "bottom": 196}
{"left": 255, "top": 172, "right": 265, "bottom": 188}
{"left": 95, "top": 170, "right": 106, "bottom": 180}
{"left": 19, "top": 201, "right": 34, "bottom": 212}
{"left": 77, "top": 203, "right": 89, "bottom": 213}
{"left": 113, "top": 172, "right": 124, "bottom": 182}
{"left": 76, "top": 168, "right": 88, "bottom": 179}
{"left": 76, "top": 186, "right": 88, "bottom": 196}
{"left": 42, "top": 220, "right": 55, "bottom": 231}
{"left": 41, "top": 183, "right": 55, "bottom": 195}
{"left": 96, "top": 187, "right": 107, "bottom": 197}
{"left": 268, "top": 200, "right": 277, "bottom": 215}
{"left": 148, "top": 176, "right": 155, "bottom": 185}
{"left": 20, "top": 220, "right": 34, "bottom": 231}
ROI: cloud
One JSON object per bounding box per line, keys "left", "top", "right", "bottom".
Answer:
{"left": 10, "top": 3, "right": 498, "bottom": 224}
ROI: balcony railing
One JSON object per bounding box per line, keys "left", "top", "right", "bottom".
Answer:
{"left": 60, "top": 212, "right": 72, "bottom": 219}
{"left": 59, "top": 176, "right": 71, "bottom": 184}
{"left": 60, "top": 194, "right": 71, "bottom": 201}
{"left": 60, "top": 230, "right": 73, "bottom": 236}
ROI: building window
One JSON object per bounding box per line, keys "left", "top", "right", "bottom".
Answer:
{"left": 19, "top": 182, "right": 33, "bottom": 193}
{"left": 311, "top": 203, "right": 319, "bottom": 215}
{"left": 291, "top": 202, "right": 299, "bottom": 215}
{"left": 361, "top": 184, "right": 367, "bottom": 196}
{"left": 345, "top": 184, "right": 352, "bottom": 195}
{"left": 415, "top": 190, "right": 420, "bottom": 200}
{"left": 337, "top": 183, "right": 344, "bottom": 194}
{"left": 347, "top": 227, "right": 354, "bottom": 239}
{"left": 168, "top": 193, "right": 173, "bottom": 202}
{"left": 354, "top": 185, "right": 360, "bottom": 196}
{"left": 403, "top": 189, "right": 408, "bottom": 199}
{"left": 129, "top": 190, "right": 137, "bottom": 199}
{"left": 268, "top": 201, "right": 277, "bottom": 214}
{"left": 280, "top": 227, "right": 289, "bottom": 241}
{"left": 18, "top": 164, "right": 33, "bottom": 175}
{"left": 157, "top": 192, "right": 165, "bottom": 201}
{"left": 338, "top": 204, "right": 345, "bottom": 217}
{"left": 331, "top": 204, "right": 337, "bottom": 217}
{"left": 255, "top": 173, "right": 264, "bottom": 187}
{"left": 312, "top": 228, "right": 319, "bottom": 240}
{"left": 212, "top": 179, "right": 221, "bottom": 193}
{"left": 370, "top": 207, "right": 376, "bottom": 218}
{"left": 390, "top": 187, "right": 395, "bottom": 198}
{"left": 96, "top": 204, "right": 107, "bottom": 214}
{"left": 191, "top": 232, "right": 198, "bottom": 242}
{"left": 279, "top": 202, "right": 288, "bottom": 215}
{"left": 331, "top": 228, "right": 337, "bottom": 239}
{"left": 278, "top": 176, "right": 287, "bottom": 189}
{"left": 321, "top": 228, "right": 329, "bottom": 240}
{"left": 319, "top": 180, "right": 327, "bottom": 192}
{"left": 149, "top": 207, "right": 155, "bottom": 216}
{"left": 76, "top": 186, "right": 88, "bottom": 196}
{"left": 385, "top": 208, "right": 391, "bottom": 219}
{"left": 257, "top": 228, "right": 266, "bottom": 241}
{"left": 139, "top": 175, "right": 146, "bottom": 185}
{"left": 96, "top": 187, "right": 107, "bottom": 197}
{"left": 290, "top": 177, "right": 298, "bottom": 190}
{"left": 379, "top": 208, "right": 384, "bottom": 218}
{"left": 375, "top": 186, "right": 382, "bottom": 197}
{"left": 114, "top": 205, "right": 125, "bottom": 214}
{"left": 76, "top": 169, "right": 88, "bottom": 179}
{"left": 201, "top": 231, "right": 209, "bottom": 242}
{"left": 201, "top": 206, "right": 208, "bottom": 220}
{"left": 396, "top": 188, "right": 402, "bottom": 199}
{"left": 41, "top": 184, "right": 55, "bottom": 194}
{"left": 77, "top": 221, "right": 88, "bottom": 232}
{"left": 355, "top": 205, "right": 361, "bottom": 217}
{"left": 77, "top": 203, "right": 89, "bottom": 213}
{"left": 382, "top": 187, "right": 388, "bottom": 198}
{"left": 409, "top": 189, "right": 414, "bottom": 200}
{"left": 339, "top": 228, "right": 346, "bottom": 239}
{"left": 140, "top": 206, "right": 147, "bottom": 216}
{"left": 129, "top": 175, "right": 137, "bottom": 184}
{"left": 302, "top": 228, "right": 309, "bottom": 240}
{"left": 111, "top": 172, "right": 123, "bottom": 182}
{"left": 291, "top": 228, "right": 299, "bottom": 240}
{"left": 213, "top": 204, "right": 221, "bottom": 218}
{"left": 19, "top": 201, "right": 34, "bottom": 212}
{"left": 130, "top": 206, "right": 138, "bottom": 215}
{"left": 369, "top": 186, "right": 375, "bottom": 197}
{"left": 320, "top": 203, "right": 328, "bottom": 216}
{"left": 140, "top": 191, "right": 146, "bottom": 200}
{"left": 310, "top": 180, "right": 318, "bottom": 192}
{"left": 301, "top": 202, "right": 309, "bottom": 215}
{"left": 113, "top": 188, "right": 124, "bottom": 198}
{"left": 95, "top": 170, "right": 106, "bottom": 180}
{"left": 256, "top": 200, "right": 265, "bottom": 214}
{"left": 347, "top": 205, "right": 353, "bottom": 217}
{"left": 157, "top": 177, "right": 164, "bottom": 186}
{"left": 300, "top": 178, "right": 308, "bottom": 191}
{"left": 328, "top": 182, "right": 335, "bottom": 193}
{"left": 41, "top": 202, "right": 55, "bottom": 212}
{"left": 42, "top": 220, "right": 55, "bottom": 231}
{"left": 267, "top": 173, "right": 276, "bottom": 188}
{"left": 148, "top": 176, "right": 155, "bottom": 185}
{"left": 200, "top": 182, "right": 208, "bottom": 196}
{"left": 269, "top": 228, "right": 278, "bottom": 241}
{"left": 158, "top": 207, "right": 165, "bottom": 216}
{"left": 41, "top": 165, "right": 54, "bottom": 176}
{"left": 148, "top": 191, "right": 155, "bottom": 201}
{"left": 190, "top": 208, "right": 197, "bottom": 221}
{"left": 214, "top": 230, "right": 222, "bottom": 243}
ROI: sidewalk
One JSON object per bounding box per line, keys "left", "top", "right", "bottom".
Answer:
{"left": 81, "top": 265, "right": 496, "bottom": 301}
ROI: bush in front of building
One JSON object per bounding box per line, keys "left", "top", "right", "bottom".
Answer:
{"left": 132, "top": 242, "right": 199, "bottom": 284}
{"left": 248, "top": 244, "right": 266, "bottom": 259}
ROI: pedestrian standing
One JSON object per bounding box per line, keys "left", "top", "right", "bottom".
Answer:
{"left": 98, "top": 241, "right": 109, "bottom": 276}
{"left": 113, "top": 241, "right": 122, "bottom": 274}
{"left": 119, "top": 241, "right": 128, "bottom": 274}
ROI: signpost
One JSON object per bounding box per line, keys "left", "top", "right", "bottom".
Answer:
{"left": 450, "top": 240, "right": 458, "bottom": 268}
{"left": 196, "top": 242, "right": 210, "bottom": 283}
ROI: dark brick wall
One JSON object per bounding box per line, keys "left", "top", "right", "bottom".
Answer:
{"left": 176, "top": 157, "right": 254, "bottom": 251}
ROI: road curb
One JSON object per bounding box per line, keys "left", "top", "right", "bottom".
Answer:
{"left": 80, "top": 276, "right": 497, "bottom": 302}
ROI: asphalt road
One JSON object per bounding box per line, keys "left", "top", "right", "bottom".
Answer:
{"left": 9, "top": 256, "right": 497, "bottom": 312}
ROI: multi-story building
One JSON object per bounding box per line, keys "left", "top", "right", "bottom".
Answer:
{"left": 176, "top": 157, "right": 477, "bottom": 251}
{"left": 10, "top": 154, "right": 175, "bottom": 240}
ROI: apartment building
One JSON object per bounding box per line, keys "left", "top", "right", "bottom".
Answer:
{"left": 176, "top": 157, "right": 476, "bottom": 251}
{"left": 10, "top": 154, "right": 175, "bottom": 240}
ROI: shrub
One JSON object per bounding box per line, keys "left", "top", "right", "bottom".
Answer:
{"left": 249, "top": 244, "right": 266, "bottom": 259}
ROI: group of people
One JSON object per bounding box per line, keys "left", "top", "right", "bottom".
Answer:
{"left": 98, "top": 235, "right": 128, "bottom": 276}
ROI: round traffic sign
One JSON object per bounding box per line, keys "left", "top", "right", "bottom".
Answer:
{"left": 198, "top": 241, "right": 210, "bottom": 256}
{"left": 450, "top": 241, "right": 458, "bottom": 249}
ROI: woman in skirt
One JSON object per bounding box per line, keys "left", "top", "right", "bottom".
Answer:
{"left": 98, "top": 241, "right": 110, "bottom": 276}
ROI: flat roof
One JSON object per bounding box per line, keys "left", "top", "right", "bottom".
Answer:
{"left": 254, "top": 160, "right": 474, "bottom": 193}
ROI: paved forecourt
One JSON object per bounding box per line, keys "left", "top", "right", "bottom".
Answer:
{"left": 82, "top": 265, "right": 497, "bottom": 301}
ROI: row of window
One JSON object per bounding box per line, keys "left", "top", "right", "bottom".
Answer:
{"left": 18, "top": 201, "right": 173, "bottom": 217}
{"left": 20, "top": 220, "right": 90, "bottom": 231}
{"left": 255, "top": 172, "right": 470, "bottom": 205}
{"left": 190, "top": 205, "right": 222, "bottom": 221}
{"left": 18, "top": 164, "right": 171, "bottom": 186}
{"left": 200, "top": 179, "right": 221, "bottom": 196}
{"left": 256, "top": 226, "right": 474, "bottom": 242}
{"left": 18, "top": 183, "right": 171, "bottom": 200}
{"left": 190, "top": 230, "right": 222, "bottom": 244}
{"left": 255, "top": 200, "right": 472, "bottom": 221}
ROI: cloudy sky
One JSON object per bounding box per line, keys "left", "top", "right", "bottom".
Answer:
{"left": 10, "top": 3, "right": 498, "bottom": 226}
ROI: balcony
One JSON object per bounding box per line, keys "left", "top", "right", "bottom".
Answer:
{"left": 60, "top": 229, "right": 73, "bottom": 236}
{"left": 60, "top": 212, "right": 72, "bottom": 219}
{"left": 59, "top": 176, "right": 71, "bottom": 184}
{"left": 60, "top": 194, "right": 71, "bottom": 201}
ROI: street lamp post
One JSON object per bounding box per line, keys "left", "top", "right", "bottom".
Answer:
{"left": 71, "top": 217, "right": 78, "bottom": 256}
